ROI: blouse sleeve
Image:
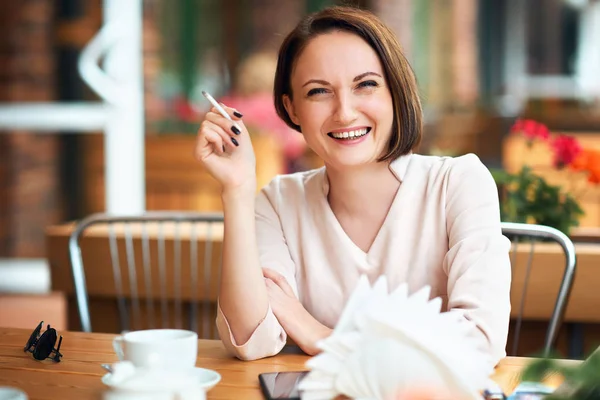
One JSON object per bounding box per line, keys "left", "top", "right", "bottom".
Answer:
{"left": 216, "top": 179, "right": 299, "bottom": 360}
{"left": 442, "top": 154, "right": 512, "bottom": 365}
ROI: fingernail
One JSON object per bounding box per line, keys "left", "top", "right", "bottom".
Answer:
{"left": 231, "top": 137, "right": 239, "bottom": 146}
{"left": 233, "top": 111, "right": 243, "bottom": 118}
{"left": 231, "top": 125, "right": 241, "bottom": 135}
{"left": 222, "top": 145, "right": 225, "bottom": 152}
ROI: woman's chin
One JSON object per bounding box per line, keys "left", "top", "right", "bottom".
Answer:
{"left": 324, "top": 155, "right": 379, "bottom": 170}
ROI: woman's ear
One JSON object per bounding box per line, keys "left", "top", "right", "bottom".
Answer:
{"left": 282, "top": 95, "right": 301, "bottom": 127}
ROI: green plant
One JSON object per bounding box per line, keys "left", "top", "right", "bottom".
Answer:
{"left": 491, "top": 166, "right": 584, "bottom": 236}
{"left": 521, "top": 349, "right": 600, "bottom": 399}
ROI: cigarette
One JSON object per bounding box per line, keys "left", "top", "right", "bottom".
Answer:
{"left": 202, "top": 90, "right": 233, "bottom": 121}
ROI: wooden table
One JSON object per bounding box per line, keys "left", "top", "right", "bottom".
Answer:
{"left": 0, "top": 327, "right": 564, "bottom": 400}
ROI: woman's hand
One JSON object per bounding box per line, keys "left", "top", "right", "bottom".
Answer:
{"left": 195, "top": 105, "right": 257, "bottom": 195}
{"left": 263, "top": 268, "right": 332, "bottom": 355}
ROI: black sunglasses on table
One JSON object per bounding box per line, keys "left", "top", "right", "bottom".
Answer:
{"left": 23, "top": 321, "right": 63, "bottom": 362}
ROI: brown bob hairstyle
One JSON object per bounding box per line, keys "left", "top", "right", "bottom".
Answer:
{"left": 273, "top": 6, "right": 423, "bottom": 162}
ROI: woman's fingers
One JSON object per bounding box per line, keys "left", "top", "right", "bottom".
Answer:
{"left": 205, "top": 109, "right": 244, "bottom": 138}
{"left": 264, "top": 278, "right": 287, "bottom": 304}
{"left": 196, "top": 120, "right": 236, "bottom": 160}
{"left": 200, "top": 129, "right": 225, "bottom": 157}
{"left": 203, "top": 120, "right": 239, "bottom": 148}
{"left": 262, "top": 268, "right": 295, "bottom": 298}
{"left": 220, "top": 103, "right": 244, "bottom": 120}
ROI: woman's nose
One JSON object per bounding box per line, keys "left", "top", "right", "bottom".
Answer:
{"left": 332, "top": 94, "right": 358, "bottom": 125}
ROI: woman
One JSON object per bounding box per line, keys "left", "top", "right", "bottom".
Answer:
{"left": 195, "top": 6, "right": 511, "bottom": 363}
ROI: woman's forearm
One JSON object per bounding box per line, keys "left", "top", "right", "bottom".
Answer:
{"left": 218, "top": 187, "right": 270, "bottom": 345}
{"left": 275, "top": 302, "right": 332, "bottom": 356}
{"left": 298, "top": 320, "right": 332, "bottom": 356}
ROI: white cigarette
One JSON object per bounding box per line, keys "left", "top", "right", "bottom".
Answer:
{"left": 202, "top": 91, "right": 233, "bottom": 121}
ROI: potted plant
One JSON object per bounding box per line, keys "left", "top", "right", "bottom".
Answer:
{"left": 520, "top": 348, "right": 600, "bottom": 399}
{"left": 494, "top": 119, "right": 600, "bottom": 236}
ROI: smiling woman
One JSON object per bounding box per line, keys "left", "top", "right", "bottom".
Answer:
{"left": 194, "top": 6, "right": 511, "bottom": 366}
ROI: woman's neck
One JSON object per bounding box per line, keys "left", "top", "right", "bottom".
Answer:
{"left": 325, "top": 162, "right": 400, "bottom": 216}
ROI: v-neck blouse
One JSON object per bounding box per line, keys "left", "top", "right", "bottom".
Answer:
{"left": 216, "top": 153, "right": 512, "bottom": 363}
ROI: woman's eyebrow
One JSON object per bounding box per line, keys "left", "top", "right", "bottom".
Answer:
{"left": 353, "top": 72, "right": 382, "bottom": 81}
{"left": 301, "top": 72, "right": 382, "bottom": 87}
{"left": 302, "top": 79, "right": 330, "bottom": 87}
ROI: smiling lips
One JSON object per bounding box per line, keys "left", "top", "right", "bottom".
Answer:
{"left": 327, "top": 127, "right": 371, "bottom": 140}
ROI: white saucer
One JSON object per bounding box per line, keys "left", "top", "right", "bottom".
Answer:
{"left": 0, "top": 387, "right": 28, "bottom": 400}
{"left": 101, "top": 367, "right": 221, "bottom": 392}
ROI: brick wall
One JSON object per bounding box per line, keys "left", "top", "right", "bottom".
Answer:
{"left": 248, "top": 0, "right": 304, "bottom": 51}
{"left": 452, "top": 0, "right": 479, "bottom": 108}
{"left": 0, "top": 0, "right": 63, "bottom": 257}
{"left": 372, "top": 0, "right": 412, "bottom": 59}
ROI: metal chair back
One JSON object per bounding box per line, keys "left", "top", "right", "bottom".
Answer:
{"left": 501, "top": 222, "right": 576, "bottom": 356}
{"left": 69, "top": 212, "right": 224, "bottom": 338}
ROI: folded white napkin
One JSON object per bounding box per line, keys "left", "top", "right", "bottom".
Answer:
{"left": 298, "top": 275, "right": 494, "bottom": 400}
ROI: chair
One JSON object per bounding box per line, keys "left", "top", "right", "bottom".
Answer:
{"left": 501, "top": 222, "right": 576, "bottom": 356}
{"left": 68, "top": 211, "right": 224, "bottom": 338}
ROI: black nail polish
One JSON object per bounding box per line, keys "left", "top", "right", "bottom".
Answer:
{"left": 233, "top": 111, "right": 243, "bottom": 118}
{"left": 222, "top": 145, "right": 225, "bottom": 152}
{"left": 231, "top": 137, "right": 239, "bottom": 146}
{"left": 231, "top": 125, "right": 241, "bottom": 135}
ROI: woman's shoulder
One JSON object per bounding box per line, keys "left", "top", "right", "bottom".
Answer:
{"left": 410, "top": 152, "right": 485, "bottom": 169}
{"left": 407, "top": 153, "right": 491, "bottom": 180}
{"left": 409, "top": 155, "right": 499, "bottom": 208}
{"left": 258, "top": 167, "right": 326, "bottom": 207}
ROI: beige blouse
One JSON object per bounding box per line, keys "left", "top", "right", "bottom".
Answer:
{"left": 216, "top": 153, "right": 512, "bottom": 364}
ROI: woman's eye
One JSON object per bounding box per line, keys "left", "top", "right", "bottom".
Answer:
{"left": 307, "top": 88, "right": 327, "bottom": 96}
{"left": 357, "top": 80, "right": 378, "bottom": 89}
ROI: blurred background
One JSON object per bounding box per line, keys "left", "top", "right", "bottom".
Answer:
{"left": 1, "top": 0, "right": 600, "bottom": 357}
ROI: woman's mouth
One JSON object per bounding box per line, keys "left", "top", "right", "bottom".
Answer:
{"left": 327, "top": 127, "right": 371, "bottom": 140}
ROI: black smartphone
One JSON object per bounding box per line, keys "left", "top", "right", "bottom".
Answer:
{"left": 258, "top": 371, "right": 309, "bottom": 400}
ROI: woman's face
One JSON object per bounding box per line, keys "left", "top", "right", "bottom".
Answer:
{"left": 283, "top": 30, "right": 394, "bottom": 170}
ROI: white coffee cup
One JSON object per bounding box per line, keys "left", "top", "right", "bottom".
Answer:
{"left": 112, "top": 329, "right": 198, "bottom": 370}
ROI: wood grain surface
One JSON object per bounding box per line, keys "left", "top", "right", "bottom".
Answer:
{"left": 0, "top": 327, "right": 558, "bottom": 400}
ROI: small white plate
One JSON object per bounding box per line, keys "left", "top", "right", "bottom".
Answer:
{"left": 101, "top": 367, "right": 221, "bottom": 392}
{"left": 0, "top": 387, "right": 28, "bottom": 400}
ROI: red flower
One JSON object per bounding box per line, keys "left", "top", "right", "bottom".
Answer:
{"left": 510, "top": 119, "right": 550, "bottom": 142}
{"left": 589, "top": 166, "right": 600, "bottom": 184}
{"left": 581, "top": 150, "right": 600, "bottom": 184}
{"left": 570, "top": 149, "right": 591, "bottom": 172}
{"left": 551, "top": 135, "right": 582, "bottom": 168}
{"left": 568, "top": 149, "right": 600, "bottom": 184}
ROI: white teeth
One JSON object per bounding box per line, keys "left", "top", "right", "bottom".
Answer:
{"left": 331, "top": 128, "right": 368, "bottom": 139}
